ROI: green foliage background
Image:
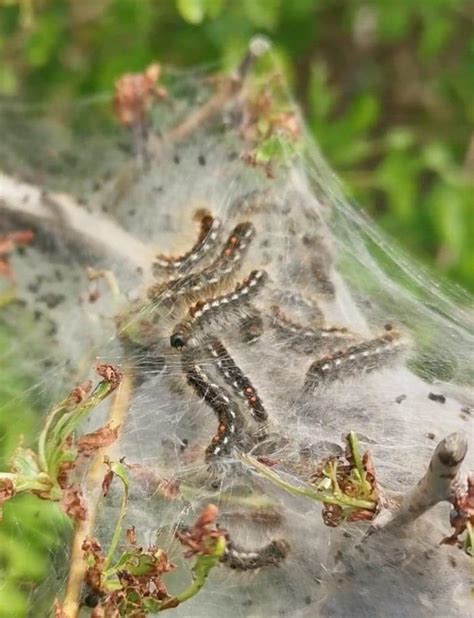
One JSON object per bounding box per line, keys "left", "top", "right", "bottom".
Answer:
{"left": 0, "top": 1, "right": 473, "bottom": 615}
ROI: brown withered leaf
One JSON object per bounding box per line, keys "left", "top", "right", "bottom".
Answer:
{"left": 83, "top": 537, "right": 106, "bottom": 593}
{"left": 76, "top": 424, "right": 119, "bottom": 458}
{"left": 256, "top": 456, "right": 280, "bottom": 467}
{"left": 68, "top": 380, "right": 93, "bottom": 405}
{"left": 322, "top": 503, "right": 343, "bottom": 528}
{"left": 0, "top": 478, "right": 15, "bottom": 504}
{"left": 84, "top": 535, "right": 175, "bottom": 615}
{"left": 114, "top": 63, "right": 167, "bottom": 128}
{"left": 61, "top": 486, "right": 87, "bottom": 521}
{"left": 126, "top": 526, "right": 137, "bottom": 545}
{"left": 176, "top": 504, "right": 223, "bottom": 558}
{"left": 346, "top": 508, "right": 376, "bottom": 523}
{"left": 57, "top": 459, "right": 76, "bottom": 489}
{"left": 102, "top": 469, "right": 114, "bottom": 497}
{"left": 441, "top": 473, "right": 474, "bottom": 547}
{"left": 96, "top": 363, "right": 123, "bottom": 390}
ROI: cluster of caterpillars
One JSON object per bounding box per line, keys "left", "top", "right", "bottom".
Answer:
{"left": 141, "top": 195, "right": 403, "bottom": 464}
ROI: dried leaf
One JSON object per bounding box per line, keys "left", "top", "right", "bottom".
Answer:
{"left": 68, "top": 380, "right": 93, "bottom": 404}
{"left": 95, "top": 363, "right": 123, "bottom": 390}
{"left": 113, "top": 63, "right": 167, "bottom": 128}
{"left": 126, "top": 526, "right": 137, "bottom": 545}
{"left": 61, "top": 486, "right": 87, "bottom": 521}
{"left": 76, "top": 424, "right": 119, "bottom": 457}
{"left": 176, "top": 504, "right": 222, "bottom": 558}
{"left": 102, "top": 470, "right": 114, "bottom": 497}
{"left": 0, "top": 478, "right": 15, "bottom": 505}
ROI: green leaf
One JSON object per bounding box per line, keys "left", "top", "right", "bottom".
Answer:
{"left": 176, "top": 0, "right": 205, "bottom": 24}
{"left": 171, "top": 535, "right": 226, "bottom": 606}
{"left": 103, "top": 459, "right": 129, "bottom": 570}
{"left": 242, "top": 0, "right": 281, "bottom": 30}
{"left": 0, "top": 529, "right": 48, "bottom": 579}
{"left": 10, "top": 448, "right": 40, "bottom": 478}
{"left": 0, "top": 579, "right": 28, "bottom": 618}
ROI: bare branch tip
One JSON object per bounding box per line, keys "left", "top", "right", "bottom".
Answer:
{"left": 436, "top": 432, "right": 468, "bottom": 467}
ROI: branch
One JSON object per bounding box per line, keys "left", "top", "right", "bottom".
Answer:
{"left": 369, "top": 432, "right": 468, "bottom": 533}
{"left": 0, "top": 172, "right": 153, "bottom": 272}
{"left": 61, "top": 372, "right": 134, "bottom": 618}
{"left": 162, "top": 36, "right": 271, "bottom": 146}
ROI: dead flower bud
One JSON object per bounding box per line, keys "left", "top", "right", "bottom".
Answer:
{"left": 0, "top": 479, "right": 16, "bottom": 515}
{"left": 441, "top": 473, "right": 474, "bottom": 549}
{"left": 95, "top": 363, "right": 123, "bottom": 390}
{"left": 176, "top": 504, "right": 224, "bottom": 558}
{"left": 113, "top": 63, "right": 167, "bottom": 128}
{"left": 126, "top": 525, "right": 137, "bottom": 545}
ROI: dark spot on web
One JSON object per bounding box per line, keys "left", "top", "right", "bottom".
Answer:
{"left": 38, "top": 293, "right": 66, "bottom": 309}
{"left": 395, "top": 394, "right": 406, "bottom": 404}
{"left": 198, "top": 154, "right": 206, "bottom": 166}
{"left": 428, "top": 392, "right": 446, "bottom": 403}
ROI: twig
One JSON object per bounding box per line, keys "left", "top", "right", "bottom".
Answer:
{"left": 369, "top": 432, "right": 468, "bottom": 533}
{"left": 241, "top": 453, "right": 376, "bottom": 511}
{"left": 61, "top": 372, "right": 133, "bottom": 618}
{"left": 0, "top": 172, "right": 153, "bottom": 272}
{"left": 162, "top": 36, "right": 271, "bottom": 146}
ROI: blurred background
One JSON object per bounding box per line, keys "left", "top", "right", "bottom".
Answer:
{"left": 1, "top": 0, "right": 473, "bottom": 291}
{"left": 0, "top": 1, "right": 473, "bottom": 615}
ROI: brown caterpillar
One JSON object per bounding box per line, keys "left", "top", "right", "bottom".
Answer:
{"left": 182, "top": 348, "right": 244, "bottom": 459}
{"left": 148, "top": 222, "right": 255, "bottom": 303}
{"left": 221, "top": 538, "right": 290, "bottom": 571}
{"left": 304, "top": 330, "right": 403, "bottom": 391}
{"left": 270, "top": 306, "right": 354, "bottom": 353}
{"left": 152, "top": 209, "right": 221, "bottom": 275}
{"left": 170, "top": 270, "right": 267, "bottom": 349}
{"left": 206, "top": 337, "right": 267, "bottom": 422}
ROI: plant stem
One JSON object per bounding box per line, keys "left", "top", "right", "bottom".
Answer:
{"left": 103, "top": 462, "right": 129, "bottom": 570}
{"left": 0, "top": 172, "right": 153, "bottom": 272}
{"left": 348, "top": 432, "right": 365, "bottom": 482}
{"left": 369, "top": 432, "right": 468, "bottom": 533}
{"left": 241, "top": 454, "right": 376, "bottom": 511}
{"left": 61, "top": 372, "right": 133, "bottom": 618}
{"left": 45, "top": 380, "right": 114, "bottom": 475}
{"left": 160, "top": 536, "right": 226, "bottom": 611}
